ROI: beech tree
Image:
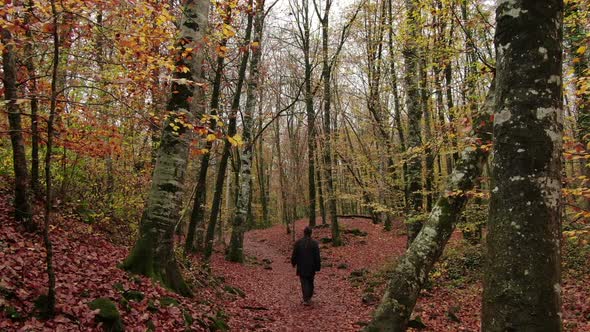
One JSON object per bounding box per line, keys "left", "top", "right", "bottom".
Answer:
{"left": 403, "top": 0, "right": 424, "bottom": 244}
{"left": 365, "top": 80, "right": 495, "bottom": 330}
{"left": 227, "top": 0, "right": 266, "bottom": 262}
{"left": 121, "top": 0, "right": 209, "bottom": 296}
{"left": 482, "top": 0, "right": 563, "bottom": 329}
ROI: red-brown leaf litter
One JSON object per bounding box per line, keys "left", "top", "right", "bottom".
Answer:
{"left": 1, "top": 186, "right": 589, "bottom": 331}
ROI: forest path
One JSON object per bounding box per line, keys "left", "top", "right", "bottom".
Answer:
{"left": 211, "top": 218, "right": 407, "bottom": 331}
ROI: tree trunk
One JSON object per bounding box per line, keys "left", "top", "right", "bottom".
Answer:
{"left": 318, "top": 0, "right": 341, "bottom": 244}
{"left": 206, "top": 0, "right": 254, "bottom": 260}
{"left": 122, "top": 0, "right": 208, "bottom": 296}
{"left": 274, "top": 90, "right": 291, "bottom": 233}
{"left": 420, "top": 54, "right": 434, "bottom": 212}
{"left": 24, "top": 0, "right": 40, "bottom": 195}
{"left": 482, "top": 1, "right": 563, "bottom": 330}
{"left": 388, "top": 0, "right": 407, "bottom": 214}
{"left": 1, "top": 25, "right": 34, "bottom": 231}
{"left": 403, "top": 0, "right": 423, "bottom": 244}
{"left": 226, "top": 4, "right": 263, "bottom": 256}
{"left": 184, "top": 5, "right": 227, "bottom": 255}
{"left": 316, "top": 147, "right": 326, "bottom": 225}
{"left": 298, "top": 0, "right": 316, "bottom": 227}
{"left": 40, "top": 0, "right": 61, "bottom": 315}
{"left": 366, "top": 80, "right": 495, "bottom": 331}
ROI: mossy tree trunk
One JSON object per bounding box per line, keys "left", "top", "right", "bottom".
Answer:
{"left": 122, "top": 0, "right": 209, "bottom": 297}
{"left": 403, "top": 0, "right": 424, "bottom": 245}
{"left": 365, "top": 80, "right": 495, "bottom": 331}
{"left": 1, "top": 26, "right": 35, "bottom": 231}
{"left": 482, "top": 0, "right": 563, "bottom": 330}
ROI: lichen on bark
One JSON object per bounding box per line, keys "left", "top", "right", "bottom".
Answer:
{"left": 482, "top": 0, "right": 563, "bottom": 330}
{"left": 365, "top": 80, "right": 495, "bottom": 331}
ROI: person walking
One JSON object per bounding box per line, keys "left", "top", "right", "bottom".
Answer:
{"left": 291, "top": 226, "right": 321, "bottom": 305}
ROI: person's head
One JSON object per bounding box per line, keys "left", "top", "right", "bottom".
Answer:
{"left": 303, "top": 226, "right": 312, "bottom": 237}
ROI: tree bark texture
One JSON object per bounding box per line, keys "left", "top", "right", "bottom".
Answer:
{"left": 122, "top": 0, "right": 209, "bottom": 296}
{"left": 403, "top": 0, "right": 424, "bottom": 244}
{"left": 482, "top": 1, "right": 563, "bottom": 330}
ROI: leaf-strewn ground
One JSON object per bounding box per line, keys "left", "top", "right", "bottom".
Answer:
{"left": 0, "top": 186, "right": 220, "bottom": 331}
{"left": 1, "top": 183, "right": 589, "bottom": 330}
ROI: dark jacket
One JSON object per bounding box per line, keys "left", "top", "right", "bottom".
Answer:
{"left": 291, "top": 236, "right": 321, "bottom": 277}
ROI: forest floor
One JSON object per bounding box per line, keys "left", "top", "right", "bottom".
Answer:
{"left": 1, "top": 180, "right": 589, "bottom": 330}
{"left": 211, "top": 218, "right": 590, "bottom": 331}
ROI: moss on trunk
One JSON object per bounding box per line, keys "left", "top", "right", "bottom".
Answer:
{"left": 366, "top": 81, "right": 495, "bottom": 331}
{"left": 482, "top": 0, "right": 563, "bottom": 330}
{"left": 122, "top": 0, "right": 209, "bottom": 298}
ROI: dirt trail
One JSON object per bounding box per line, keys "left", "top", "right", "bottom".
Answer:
{"left": 211, "top": 219, "right": 407, "bottom": 331}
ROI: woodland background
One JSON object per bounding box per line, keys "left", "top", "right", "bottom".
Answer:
{"left": 0, "top": 0, "right": 589, "bottom": 330}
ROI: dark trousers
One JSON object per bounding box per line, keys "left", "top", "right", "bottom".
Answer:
{"left": 299, "top": 275, "right": 315, "bottom": 301}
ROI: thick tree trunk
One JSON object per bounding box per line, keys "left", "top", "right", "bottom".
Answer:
{"left": 1, "top": 26, "right": 34, "bottom": 231}
{"left": 482, "top": 1, "right": 563, "bottom": 330}
{"left": 366, "top": 80, "right": 495, "bottom": 331}
{"left": 122, "top": 0, "right": 208, "bottom": 296}
{"left": 403, "top": 0, "right": 423, "bottom": 244}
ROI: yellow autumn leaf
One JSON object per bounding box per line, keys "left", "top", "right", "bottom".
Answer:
{"left": 577, "top": 45, "right": 587, "bottom": 54}
{"left": 177, "top": 65, "right": 190, "bottom": 73}
{"left": 222, "top": 24, "right": 236, "bottom": 38}
{"left": 227, "top": 134, "right": 244, "bottom": 147}
{"left": 207, "top": 134, "right": 217, "bottom": 142}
